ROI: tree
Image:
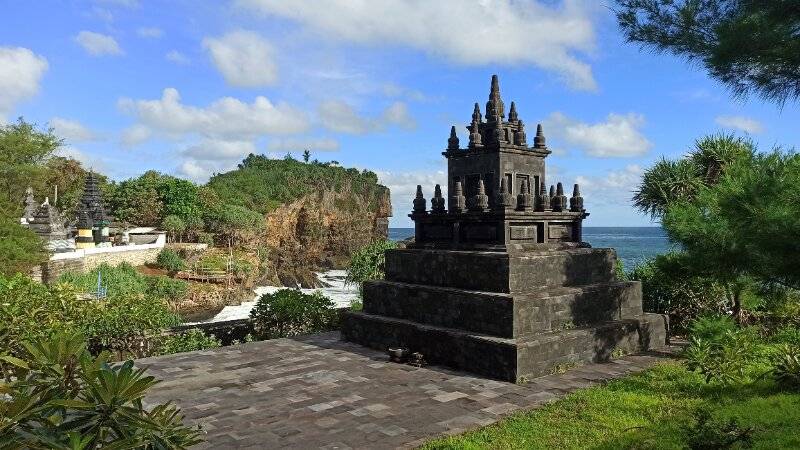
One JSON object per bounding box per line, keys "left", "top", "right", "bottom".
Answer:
{"left": 634, "top": 134, "right": 799, "bottom": 321}
{"left": 0, "top": 216, "right": 47, "bottom": 277}
{"left": 0, "top": 118, "right": 62, "bottom": 212}
{"left": 107, "top": 171, "right": 164, "bottom": 226}
{"left": 162, "top": 215, "right": 186, "bottom": 243}
{"left": 615, "top": 0, "right": 800, "bottom": 105}
{"left": 303, "top": 149, "right": 311, "bottom": 163}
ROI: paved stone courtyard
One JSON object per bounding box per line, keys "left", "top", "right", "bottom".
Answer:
{"left": 139, "top": 332, "right": 678, "bottom": 449}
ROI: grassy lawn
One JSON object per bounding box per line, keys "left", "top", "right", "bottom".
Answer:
{"left": 423, "top": 362, "right": 800, "bottom": 449}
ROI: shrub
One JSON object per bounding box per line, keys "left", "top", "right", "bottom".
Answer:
{"left": 157, "top": 248, "right": 186, "bottom": 273}
{"left": 148, "top": 275, "right": 188, "bottom": 302}
{"left": 159, "top": 329, "right": 221, "bottom": 355}
{"left": 162, "top": 214, "right": 186, "bottom": 243}
{"left": 689, "top": 314, "right": 737, "bottom": 343}
{"left": 345, "top": 239, "right": 397, "bottom": 293}
{"left": 683, "top": 408, "right": 754, "bottom": 450}
{"left": 629, "top": 253, "right": 727, "bottom": 333}
{"left": 772, "top": 345, "right": 800, "bottom": 389}
{"left": 684, "top": 330, "right": 756, "bottom": 385}
{"left": 249, "top": 289, "right": 337, "bottom": 339}
{"left": 0, "top": 332, "right": 203, "bottom": 447}
{"left": 1, "top": 273, "right": 180, "bottom": 360}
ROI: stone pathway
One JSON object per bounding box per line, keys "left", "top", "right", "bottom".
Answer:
{"left": 139, "top": 332, "right": 679, "bottom": 449}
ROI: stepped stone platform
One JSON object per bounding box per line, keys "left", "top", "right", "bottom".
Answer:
{"left": 140, "top": 332, "right": 679, "bottom": 449}
{"left": 343, "top": 248, "right": 668, "bottom": 382}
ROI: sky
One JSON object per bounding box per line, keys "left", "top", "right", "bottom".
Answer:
{"left": 2, "top": 0, "right": 799, "bottom": 228}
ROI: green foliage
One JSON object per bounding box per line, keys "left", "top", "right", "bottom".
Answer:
{"left": 772, "top": 345, "right": 800, "bottom": 389}
{"left": 689, "top": 314, "right": 737, "bottom": 343}
{"left": 630, "top": 253, "right": 727, "bottom": 332}
{"left": 156, "top": 249, "right": 186, "bottom": 274}
{"left": 148, "top": 275, "right": 188, "bottom": 301}
{"left": 208, "top": 154, "right": 385, "bottom": 215}
{"left": 107, "top": 171, "right": 202, "bottom": 227}
{"left": 684, "top": 330, "right": 756, "bottom": 385}
{"left": 345, "top": 239, "right": 397, "bottom": 292}
{"left": 424, "top": 361, "right": 800, "bottom": 449}
{"left": 161, "top": 214, "right": 186, "bottom": 243}
{"left": 206, "top": 204, "right": 263, "bottom": 247}
{"left": 684, "top": 408, "right": 754, "bottom": 450}
{"left": 0, "top": 215, "right": 47, "bottom": 277}
{"left": 0, "top": 118, "right": 61, "bottom": 211}
{"left": 158, "top": 329, "right": 221, "bottom": 355}
{"left": 0, "top": 332, "right": 203, "bottom": 448}
{"left": 249, "top": 289, "right": 338, "bottom": 339}
{"left": 616, "top": 0, "right": 800, "bottom": 105}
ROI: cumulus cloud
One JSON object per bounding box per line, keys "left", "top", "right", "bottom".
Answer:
{"left": 203, "top": 31, "right": 277, "bottom": 87}
{"left": 0, "top": 46, "right": 48, "bottom": 121}
{"left": 236, "top": 0, "right": 598, "bottom": 90}
{"left": 118, "top": 87, "right": 309, "bottom": 141}
{"left": 376, "top": 168, "right": 447, "bottom": 225}
{"left": 165, "top": 50, "right": 190, "bottom": 65}
{"left": 137, "top": 27, "right": 163, "bottom": 38}
{"left": 319, "top": 100, "right": 415, "bottom": 134}
{"left": 544, "top": 112, "right": 652, "bottom": 157}
{"left": 120, "top": 124, "right": 152, "bottom": 147}
{"left": 715, "top": 115, "right": 763, "bottom": 134}
{"left": 181, "top": 139, "right": 256, "bottom": 161}
{"left": 50, "top": 117, "right": 96, "bottom": 142}
{"left": 75, "top": 31, "right": 123, "bottom": 56}
{"left": 574, "top": 164, "right": 643, "bottom": 206}
{"left": 267, "top": 137, "right": 339, "bottom": 152}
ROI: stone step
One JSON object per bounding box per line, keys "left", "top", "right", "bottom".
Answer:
{"left": 362, "top": 280, "right": 643, "bottom": 339}
{"left": 384, "top": 247, "right": 617, "bottom": 293}
{"left": 341, "top": 311, "right": 669, "bottom": 382}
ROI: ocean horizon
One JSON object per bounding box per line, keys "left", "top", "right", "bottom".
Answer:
{"left": 389, "top": 226, "right": 671, "bottom": 271}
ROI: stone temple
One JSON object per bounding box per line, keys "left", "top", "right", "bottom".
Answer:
{"left": 342, "top": 75, "right": 668, "bottom": 382}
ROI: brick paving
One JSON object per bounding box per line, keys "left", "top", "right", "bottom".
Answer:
{"left": 139, "top": 332, "right": 678, "bottom": 449}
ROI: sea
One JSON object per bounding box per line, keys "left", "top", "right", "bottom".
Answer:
{"left": 204, "top": 227, "right": 671, "bottom": 322}
{"left": 389, "top": 226, "right": 672, "bottom": 272}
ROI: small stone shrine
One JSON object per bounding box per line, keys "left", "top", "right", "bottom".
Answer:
{"left": 75, "top": 171, "right": 111, "bottom": 249}
{"left": 342, "top": 76, "right": 668, "bottom": 382}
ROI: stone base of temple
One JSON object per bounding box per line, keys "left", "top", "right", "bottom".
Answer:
{"left": 341, "top": 247, "right": 669, "bottom": 382}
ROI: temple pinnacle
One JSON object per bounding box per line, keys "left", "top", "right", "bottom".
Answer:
{"left": 448, "top": 126, "right": 459, "bottom": 150}
{"left": 534, "top": 123, "right": 546, "bottom": 148}
{"left": 485, "top": 74, "right": 505, "bottom": 121}
{"left": 509, "top": 101, "right": 518, "bottom": 122}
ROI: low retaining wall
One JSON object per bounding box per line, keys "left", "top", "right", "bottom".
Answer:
{"left": 39, "top": 236, "right": 166, "bottom": 284}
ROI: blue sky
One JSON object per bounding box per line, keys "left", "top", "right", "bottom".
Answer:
{"left": 2, "top": 0, "right": 799, "bottom": 227}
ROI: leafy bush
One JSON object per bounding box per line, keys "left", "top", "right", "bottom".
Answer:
{"left": 345, "top": 239, "right": 397, "bottom": 293}
{"left": 162, "top": 214, "right": 186, "bottom": 243}
{"left": 629, "top": 253, "right": 727, "bottom": 332}
{"left": 156, "top": 249, "right": 186, "bottom": 273}
{"left": 0, "top": 332, "right": 203, "bottom": 448}
{"left": 1, "top": 273, "right": 180, "bottom": 360}
{"left": 684, "top": 329, "right": 756, "bottom": 385}
{"left": 683, "top": 408, "right": 754, "bottom": 450}
{"left": 148, "top": 275, "right": 188, "bottom": 302}
{"left": 689, "top": 314, "right": 737, "bottom": 343}
{"left": 0, "top": 215, "right": 47, "bottom": 277}
{"left": 249, "top": 289, "right": 338, "bottom": 339}
{"left": 158, "top": 329, "right": 221, "bottom": 355}
{"left": 772, "top": 345, "right": 800, "bottom": 389}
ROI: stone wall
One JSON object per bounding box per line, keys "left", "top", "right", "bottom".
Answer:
{"left": 38, "top": 236, "right": 166, "bottom": 284}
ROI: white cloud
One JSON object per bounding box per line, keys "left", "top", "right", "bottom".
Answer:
{"left": 75, "top": 31, "right": 123, "bottom": 56}
{"left": 268, "top": 137, "right": 340, "bottom": 152}
{"left": 574, "top": 164, "right": 643, "bottom": 207}
{"left": 382, "top": 83, "right": 426, "bottom": 102}
{"left": 237, "top": 0, "right": 598, "bottom": 90}
{"left": 181, "top": 139, "right": 256, "bottom": 161}
{"left": 715, "top": 115, "right": 763, "bottom": 134}
{"left": 55, "top": 146, "right": 92, "bottom": 166}
{"left": 165, "top": 50, "right": 190, "bottom": 65}
{"left": 120, "top": 124, "right": 152, "bottom": 147}
{"left": 202, "top": 31, "right": 277, "bottom": 87}
{"left": 377, "top": 168, "right": 447, "bottom": 226}
{"left": 178, "top": 159, "right": 214, "bottom": 182}
{"left": 0, "top": 46, "right": 48, "bottom": 121}
{"left": 544, "top": 112, "right": 652, "bottom": 157}
{"left": 118, "top": 87, "right": 309, "bottom": 140}
{"left": 319, "top": 100, "right": 415, "bottom": 134}
{"left": 137, "top": 27, "right": 163, "bottom": 38}
{"left": 50, "top": 117, "right": 96, "bottom": 142}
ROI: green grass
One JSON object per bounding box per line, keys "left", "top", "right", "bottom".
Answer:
{"left": 423, "top": 362, "right": 800, "bottom": 450}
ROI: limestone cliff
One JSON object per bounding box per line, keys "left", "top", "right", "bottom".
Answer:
{"left": 206, "top": 155, "right": 391, "bottom": 288}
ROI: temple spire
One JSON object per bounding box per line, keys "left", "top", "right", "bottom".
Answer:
{"left": 570, "top": 183, "right": 584, "bottom": 212}
{"left": 413, "top": 185, "right": 427, "bottom": 214}
{"left": 447, "top": 126, "right": 459, "bottom": 150}
{"left": 468, "top": 103, "right": 483, "bottom": 148}
{"left": 450, "top": 181, "right": 466, "bottom": 214}
{"left": 431, "top": 184, "right": 446, "bottom": 213}
{"left": 508, "top": 101, "right": 518, "bottom": 122}
{"left": 485, "top": 74, "right": 505, "bottom": 122}
{"left": 533, "top": 123, "right": 546, "bottom": 148}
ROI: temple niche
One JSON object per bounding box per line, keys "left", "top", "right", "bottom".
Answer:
{"left": 342, "top": 76, "right": 668, "bottom": 382}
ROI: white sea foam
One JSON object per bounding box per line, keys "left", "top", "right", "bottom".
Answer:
{"left": 203, "top": 269, "right": 358, "bottom": 323}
